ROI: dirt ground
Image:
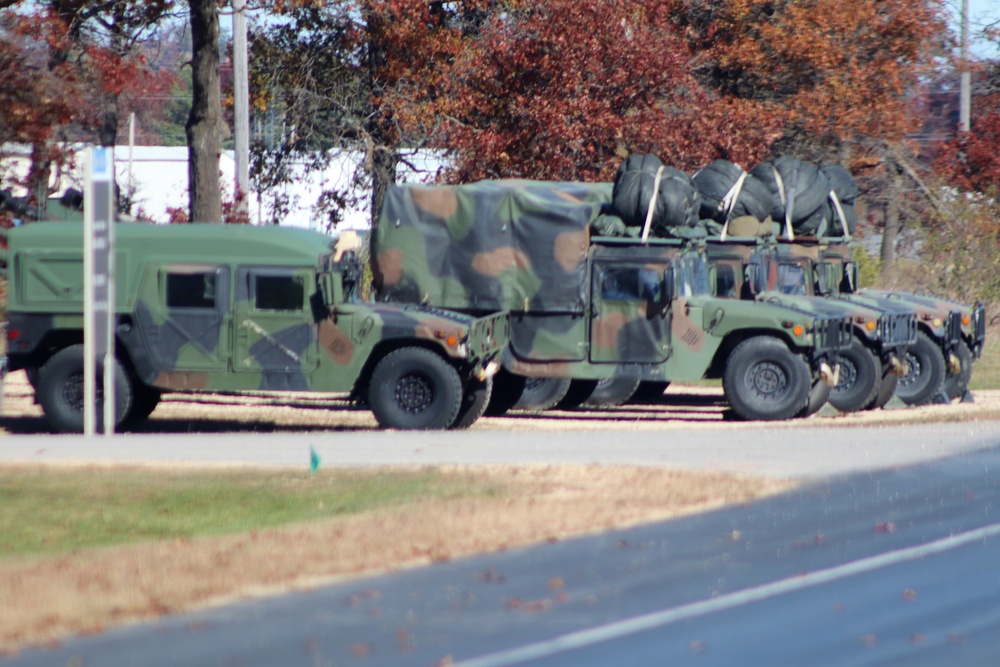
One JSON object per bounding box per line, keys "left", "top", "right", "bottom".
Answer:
{"left": 1, "top": 371, "right": 998, "bottom": 653}
{"left": 4, "top": 371, "right": 999, "bottom": 436}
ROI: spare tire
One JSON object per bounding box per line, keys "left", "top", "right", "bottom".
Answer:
{"left": 828, "top": 201, "right": 857, "bottom": 236}
{"left": 772, "top": 155, "right": 829, "bottom": 222}
{"left": 613, "top": 155, "right": 701, "bottom": 232}
{"left": 749, "top": 161, "right": 784, "bottom": 221}
{"left": 794, "top": 201, "right": 832, "bottom": 236}
{"left": 652, "top": 169, "right": 701, "bottom": 232}
{"left": 820, "top": 164, "right": 859, "bottom": 204}
{"left": 612, "top": 154, "right": 664, "bottom": 227}
{"left": 692, "top": 160, "right": 770, "bottom": 223}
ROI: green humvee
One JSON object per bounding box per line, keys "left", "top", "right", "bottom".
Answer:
{"left": 704, "top": 234, "right": 919, "bottom": 412}
{"left": 374, "top": 180, "right": 852, "bottom": 422}
{"left": 820, "top": 240, "right": 985, "bottom": 404}
{"left": 0, "top": 221, "right": 508, "bottom": 432}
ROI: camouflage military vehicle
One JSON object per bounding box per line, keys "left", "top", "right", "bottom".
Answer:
{"left": 704, "top": 231, "right": 918, "bottom": 412}
{"left": 0, "top": 221, "right": 508, "bottom": 432}
{"left": 374, "top": 180, "right": 852, "bottom": 422}
{"left": 821, "top": 240, "right": 985, "bottom": 404}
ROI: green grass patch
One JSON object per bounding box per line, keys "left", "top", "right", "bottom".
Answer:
{"left": 971, "top": 334, "right": 1000, "bottom": 391}
{"left": 0, "top": 467, "right": 501, "bottom": 558}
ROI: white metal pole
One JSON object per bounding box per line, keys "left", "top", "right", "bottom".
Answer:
{"left": 960, "top": 0, "right": 971, "bottom": 132}
{"left": 233, "top": 0, "right": 250, "bottom": 214}
{"left": 83, "top": 151, "right": 96, "bottom": 436}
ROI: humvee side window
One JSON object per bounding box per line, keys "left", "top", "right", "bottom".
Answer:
{"left": 166, "top": 272, "right": 217, "bottom": 309}
{"left": 600, "top": 266, "right": 662, "bottom": 301}
{"left": 254, "top": 275, "right": 305, "bottom": 311}
{"left": 716, "top": 264, "right": 737, "bottom": 297}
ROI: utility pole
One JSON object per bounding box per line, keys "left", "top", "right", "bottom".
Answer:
{"left": 960, "top": 0, "right": 971, "bottom": 132}
{"left": 232, "top": 0, "right": 250, "bottom": 213}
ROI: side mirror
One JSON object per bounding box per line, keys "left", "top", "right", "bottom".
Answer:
{"left": 744, "top": 264, "right": 760, "bottom": 295}
{"left": 843, "top": 261, "right": 859, "bottom": 293}
{"left": 663, "top": 268, "right": 676, "bottom": 301}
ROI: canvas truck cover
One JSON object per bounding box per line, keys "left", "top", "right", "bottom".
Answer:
{"left": 375, "top": 180, "right": 611, "bottom": 313}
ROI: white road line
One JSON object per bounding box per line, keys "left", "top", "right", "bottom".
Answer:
{"left": 454, "top": 522, "right": 1000, "bottom": 667}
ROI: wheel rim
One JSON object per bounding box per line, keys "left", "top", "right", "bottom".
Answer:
{"left": 898, "top": 350, "right": 922, "bottom": 390}
{"left": 395, "top": 372, "right": 434, "bottom": 414}
{"left": 62, "top": 371, "right": 108, "bottom": 413}
{"left": 63, "top": 371, "right": 86, "bottom": 413}
{"left": 746, "top": 361, "right": 788, "bottom": 398}
{"left": 835, "top": 357, "right": 858, "bottom": 392}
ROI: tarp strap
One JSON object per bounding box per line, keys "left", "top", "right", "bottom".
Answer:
{"left": 641, "top": 165, "right": 666, "bottom": 243}
{"left": 783, "top": 168, "right": 798, "bottom": 242}
{"left": 829, "top": 190, "right": 852, "bottom": 241}
{"left": 718, "top": 170, "right": 749, "bottom": 242}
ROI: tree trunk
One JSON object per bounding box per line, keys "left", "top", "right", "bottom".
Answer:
{"left": 186, "top": 0, "right": 222, "bottom": 224}
{"left": 369, "top": 144, "right": 398, "bottom": 230}
{"left": 880, "top": 163, "right": 903, "bottom": 276}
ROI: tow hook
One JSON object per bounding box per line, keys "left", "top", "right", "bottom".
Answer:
{"left": 888, "top": 355, "right": 910, "bottom": 377}
{"left": 948, "top": 352, "right": 962, "bottom": 375}
{"left": 476, "top": 360, "right": 501, "bottom": 381}
{"left": 820, "top": 362, "right": 841, "bottom": 388}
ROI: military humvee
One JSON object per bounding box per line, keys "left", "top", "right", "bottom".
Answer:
{"left": 821, "top": 240, "right": 985, "bottom": 404}
{"left": 704, "top": 233, "right": 918, "bottom": 412}
{"left": 374, "top": 180, "right": 852, "bottom": 422}
{"left": 0, "top": 221, "right": 508, "bottom": 432}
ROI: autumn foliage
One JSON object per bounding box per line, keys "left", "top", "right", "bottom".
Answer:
{"left": 932, "top": 93, "right": 1000, "bottom": 194}
{"left": 672, "top": 0, "right": 951, "bottom": 158}
{"left": 439, "top": 0, "right": 782, "bottom": 183}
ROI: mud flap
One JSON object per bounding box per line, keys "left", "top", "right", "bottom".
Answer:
{"left": 0, "top": 355, "right": 6, "bottom": 416}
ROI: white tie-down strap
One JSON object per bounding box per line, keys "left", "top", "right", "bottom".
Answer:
{"left": 718, "top": 170, "right": 749, "bottom": 242}
{"left": 641, "top": 165, "right": 666, "bottom": 243}
{"left": 774, "top": 169, "right": 799, "bottom": 241}
{"left": 829, "top": 190, "right": 852, "bottom": 241}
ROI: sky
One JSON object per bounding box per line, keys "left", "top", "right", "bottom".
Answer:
{"left": 956, "top": 0, "right": 999, "bottom": 58}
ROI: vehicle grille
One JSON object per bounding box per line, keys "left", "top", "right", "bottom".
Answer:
{"left": 879, "top": 313, "right": 918, "bottom": 348}
{"left": 471, "top": 312, "right": 510, "bottom": 358}
{"left": 946, "top": 311, "right": 962, "bottom": 346}
{"left": 814, "top": 316, "right": 852, "bottom": 353}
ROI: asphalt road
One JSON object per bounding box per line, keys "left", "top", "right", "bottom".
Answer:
{"left": 3, "top": 420, "right": 1000, "bottom": 479}
{"left": 6, "top": 427, "right": 1000, "bottom": 666}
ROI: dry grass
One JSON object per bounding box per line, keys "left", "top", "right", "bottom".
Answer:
{"left": 0, "top": 463, "right": 789, "bottom": 652}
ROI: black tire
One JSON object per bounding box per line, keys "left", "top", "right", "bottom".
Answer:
{"left": 819, "top": 164, "right": 859, "bottom": 204}
{"left": 628, "top": 381, "right": 670, "bottom": 404}
{"left": 123, "top": 382, "right": 162, "bottom": 427}
{"left": 772, "top": 155, "right": 829, "bottom": 223}
{"left": 36, "top": 345, "right": 133, "bottom": 433}
{"left": 368, "top": 347, "right": 463, "bottom": 430}
{"left": 483, "top": 368, "right": 526, "bottom": 417}
{"left": 828, "top": 337, "right": 881, "bottom": 413}
{"left": 693, "top": 160, "right": 770, "bottom": 223}
{"left": 895, "top": 332, "right": 947, "bottom": 406}
{"left": 512, "top": 377, "right": 571, "bottom": 412}
{"left": 723, "top": 337, "right": 810, "bottom": 421}
{"left": 451, "top": 377, "right": 492, "bottom": 429}
{"left": 942, "top": 340, "right": 974, "bottom": 402}
{"left": 25, "top": 367, "right": 40, "bottom": 390}
{"left": 555, "top": 379, "right": 600, "bottom": 410}
{"left": 583, "top": 377, "right": 642, "bottom": 408}
{"left": 864, "top": 362, "right": 899, "bottom": 410}
{"left": 797, "top": 379, "right": 831, "bottom": 418}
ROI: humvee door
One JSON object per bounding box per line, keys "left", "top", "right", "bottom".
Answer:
{"left": 589, "top": 259, "right": 671, "bottom": 364}
{"left": 233, "top": 267, "right": 319, "bottom": 379}
{"left": 135, "top": 264, "right": 231, "bottom": 372}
